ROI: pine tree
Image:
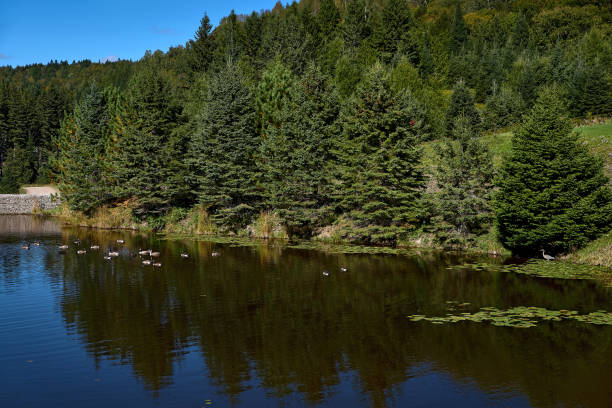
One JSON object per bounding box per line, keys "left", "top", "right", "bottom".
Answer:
{"left": 343, "top": 0, "right": 370, "bottom": 50}
{"left": 569, "top": 61, "right": 612, "bottom": 117}
{"left": 111, "top": 66, "right": 185, "bottom": 216}
{"left": 259, "top": 64, "right": 340, "bottom": 237}
{"left": 0, "top": 145, "right": 34, "bottom": 193}
{"left": 53, "top": 84, "right": 112, "bottom": 213}
{"left": 449, "top": 0, "right": 469, "bottom": 55}
{"left": 318, "top": 0, "right": 340, "bottom": 42}
{"left": 509, "top": 13, "right": 529, "bottom": 50}
{"left": 255, "top": 60, "right": 294, "bottom": 138}
{"left": 374, "top": 0, "right": 414, "bottom": 63}
{"left": 495, "top": 88, "right": 612, "bottom": 255}
{"left": 483, "top": 82, "right": 526, "bottom": 132}
{"left": 190, "top": 14, "right": 215, "bottom": 73}
{"left": 336, "top": 63, "right": 428, "bottom": 244}
{"left": 419, "top": 30, "right": 434, "bottom": 79}
{"left": 187, "top": 62, "right": 261, "bottom": 231}
{"left": 434, "top": 116, "right": 494, "bottom": 245}
{"left": 445, "top": 80, "right": 481, "bottom": 136}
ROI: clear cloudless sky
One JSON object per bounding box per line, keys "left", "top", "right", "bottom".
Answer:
{"left": 0, "top": 0, "right": 278, "bottom": 67}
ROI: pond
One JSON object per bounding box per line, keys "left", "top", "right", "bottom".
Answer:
{"left": 1, "top": 215, "right": 611, "bottom": 407}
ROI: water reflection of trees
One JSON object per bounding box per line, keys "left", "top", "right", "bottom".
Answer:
{"left": 56, "top": 229, "right": 612, "bottom": 407}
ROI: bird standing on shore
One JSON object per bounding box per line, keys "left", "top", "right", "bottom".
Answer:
{"left": 540, "top": 249, "right": 555, "bottom": 261}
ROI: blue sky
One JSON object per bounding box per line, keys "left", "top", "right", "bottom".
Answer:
{"left": 0, "top": 0, "right": 278, "bottom": 67}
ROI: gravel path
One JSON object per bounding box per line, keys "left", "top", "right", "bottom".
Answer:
{"left": 22, "top": 186, "right": 60, "bottom": 196}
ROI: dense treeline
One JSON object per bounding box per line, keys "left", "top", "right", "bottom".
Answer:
{"left": 1, "top": 0, "right": 611, "bottom": 255}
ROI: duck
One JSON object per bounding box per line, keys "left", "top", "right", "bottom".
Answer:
{"left": 33, "top": 242, "right": 40, "bottom": 246}
{"left": 90, "top": 245, "right": 100, "bottom": 250}
{"left": 22, "top": 243, "right": 30, "bottom": 250}
{"left": 116, "top": 239, "right": 125, "bottom": 244}
{"left": 152, "top": 262, "right": 162, "bottom": 267}
{"left": 211, "top": 251, "right": 221, "bottom": 257}
{"left": 77, "top": 250, "right": 87, "bottom": 255}
{"left": 58, "top": 244, "right": 69, "bottom": 250}
{"left": 150, "top": 251, "right": 160, "bottom": 257}
{"left": 340, "top": 267, "right": 348, "bottom": 272}
{"left": 322, "top": 271, "right": 330, "bottom": 277}
{"left": 73, "top": 239, "right": 81, "bottom": 245}
{"left": 180, "top": 253, "right": 189, "bottom": 258}
{"left": 103, "top": 255, "right": 112, "bottom": 261}
{"left": 142, "top": 260, "right": 152, "bottom": 265}
{"left": 138, "top": 249, "right": 151, "bottom": 256}
{"left": 108, "top": 251, "right": 120, "bottom": 257}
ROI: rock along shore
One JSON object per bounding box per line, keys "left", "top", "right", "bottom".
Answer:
{"left": 0, "top": 194, "right": 60, "bottom": 214}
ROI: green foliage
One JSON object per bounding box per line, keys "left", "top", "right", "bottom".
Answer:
{"left": 259, "top": 64, "right": 340, "bottom": 237}
{"left": 374, "top": 0, "right": 415, "bottom": 63}
{"left": 568, "top": 61, "right": 612, "bottom": 117}
{"left": 445, "top": 80, "right": 481, "bottom": 136}
{"left": 190, "top": 14, "right": 215, "bottom": 73}
{"left": 0, "top": 145, "right": 34, "bottom": 193}
{"left": 449, "top": 0, "right": 469, "bottom": 54}
{"left": 255, "top": 60, "right": 295, "bottom": 138}
{"left": 495, "top": 88, "right": 612, "bottom": 255}
{"left": 335, "top": 63, "right": 428, "bottom": 244}
{"left": 433, "top": 116, "right": 495, "bottom": 246}
{"left": 53, "top": 84, "right": 113, "bottom": 213}
{"left": 343, "top": 0, "right": 370, "bottom": 50}
{"left": 187, "top": 62, "right": 260, "bottom": 231}
{"left": 483, "top": 83, "right": 526, "bottom": 132}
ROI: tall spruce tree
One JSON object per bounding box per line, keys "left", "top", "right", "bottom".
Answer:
{"left": 375, "top": 0, "right": 414, "bottom": 63}
{"left": 495, "top": 88, "right": 612, "bottom": 255}
{"left": 419, "top": 30, "right": 434, "bottom": 79}
{"left": 53, "top": 84, "right": 112, "bottom": 213}
{"left": 336, "top": 63, "right": 428, "bottom": 244}
{"left": 434, "top": 116, "right": 494, "bottom": 245}
{"left": 111, "top": 66, "right": 185, "bottom": 216}
{"left": 449, "top": 0, "right": 468, "bottom": 54}
{"left": 445, "top": 80, "right": 481, "bottom": 136}
{"left": 255, "top": 60, "right": 294, "bottom": 138}
{"left": 318, "top": 0, "right": 341, "bottom": 42}
{"left": 190, "top": 14, "right": 215, "bottom": 73}
{"left": 187, "top": 62, "right": 260, "bottom": 231}
{"left": 343, "top": 0, "right": 370, "bottom": 50}
{"left": 259, "top": 64, "right": 340, "bottom": 237}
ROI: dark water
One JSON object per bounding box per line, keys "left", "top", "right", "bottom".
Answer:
{"left": 1, "top": 215, "right": 612, "bottom": 408}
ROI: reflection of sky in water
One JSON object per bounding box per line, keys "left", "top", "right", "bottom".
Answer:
{"left": 0, "top": 216, "right": 611, "bottom": 407}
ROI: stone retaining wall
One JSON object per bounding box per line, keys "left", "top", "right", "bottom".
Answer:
{"left": 0, "top": 194, "right": 60, "bottom": 214}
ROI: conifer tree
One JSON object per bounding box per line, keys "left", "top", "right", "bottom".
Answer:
{"left": 509, "top": 13, "right": 529, "bottom": 50}
{"left": 318, "top": 0, "right": 340, "bottom": 42}
{"left": 569, "top": 62, "right": 612, "bottom": 117}
{"left": 190, "top": 14, "right": 215, "bottom": 73}
{"left": 111, "top": 66, "right": 185, "bottom": 216}
{"left": 449, "top": 0, "right": 468, "bottom": 54}
{"left": 445, "top": 80, "right": 481, "bottom": 136}
{"left": 255, "top": 60, "right": 294, "bottom": 138}
{"left": 53, "top": 84, "right": 112, "bottom": 213}
{"left": 375, "top": 0, "right": 414, "bottom": 63}
{"left": 343, "top": 0, "right": 370, "bottom": 50}
{"left": 187, "top": 62, "right": 260, "bottom": 231}
{"left": 434, "top": 116, "right": 494, "bottom": 245}
{"left": 495, "top": 88, "right": 612, "bottom": 255}
{"left": 0, "top": 145, "right": 34, "bottom": 193}
{"left": 259, "top": 64, "right": 340, "bottom": 237}
{"left": 419, "top": 30, "right": 434, "bottom": 79}
{"left": 336, "top": 63, "right": 428, "bottom": 244}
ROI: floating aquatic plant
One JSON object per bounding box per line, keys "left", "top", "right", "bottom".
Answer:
{"left": 408, "top": 304, "right": 612, "bottom": 328}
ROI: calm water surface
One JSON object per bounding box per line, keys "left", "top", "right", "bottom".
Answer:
{"left": 1, "top": 215, "right": 611, "bottom": 407}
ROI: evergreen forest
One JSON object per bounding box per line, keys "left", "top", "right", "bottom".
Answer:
{"left": 1, "top": 0, "right": 611, "bottom": 256}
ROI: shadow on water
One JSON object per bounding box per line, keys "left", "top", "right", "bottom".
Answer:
{"left": 1, "top": 216, "right": 612, "bottom": 407}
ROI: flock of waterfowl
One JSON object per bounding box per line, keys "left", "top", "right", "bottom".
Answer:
{"left": 20, "top": 239, "right": 348, "bottom": 276}
{"left": 20, "top": 238, "right": 221, "bottom": 268}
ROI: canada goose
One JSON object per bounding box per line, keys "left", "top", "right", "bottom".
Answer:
{"left": 138, "top": 249, "right": 150, "bottom": 256}
{"left": 152, "top": 262, "right": 162, "bottom": 267}
{"left": 103, "top": 256, "right": 112, "bottom": 260}
{"left": 322, "top": 271, "right": 330, "bottom": 277}
{"left": 108, "top": 251, "right": 120, "bottom": 257}
{"left": 58, "top": 244, "right": 69, "bottom": 250}
{"left": 22, "top": 243, "right": 30, "bottom": 250}
{"left": 73, "top": 239, "right": 81, "bottom": 245}
{"left": 90, "top": 245, "right": 100, "bottom": 250}
{"left": 211, "top": 251, "right": 220, "bottom": 257}
{"left": 540, "top": 249, "right": 555, "bottom": 261}
{"left": 340, "top": 267, "right": 348, "bottom": 272}
{"left": 116, "top": 239, "right": 125, "bottom": 244}
{"left": 150, "top": 251, "right": 160, "bottom": 257}
{"left": 77, "top": 250, "right": 86, "bottom": 255}
{"left": 33, "top": 242, "right": 40, "bottom": 246}
{"left": 180, "top": 253, "right": 189, "bottom": 258}
{"left": 142, "top": 260, "right": 152, "bottom": 265}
